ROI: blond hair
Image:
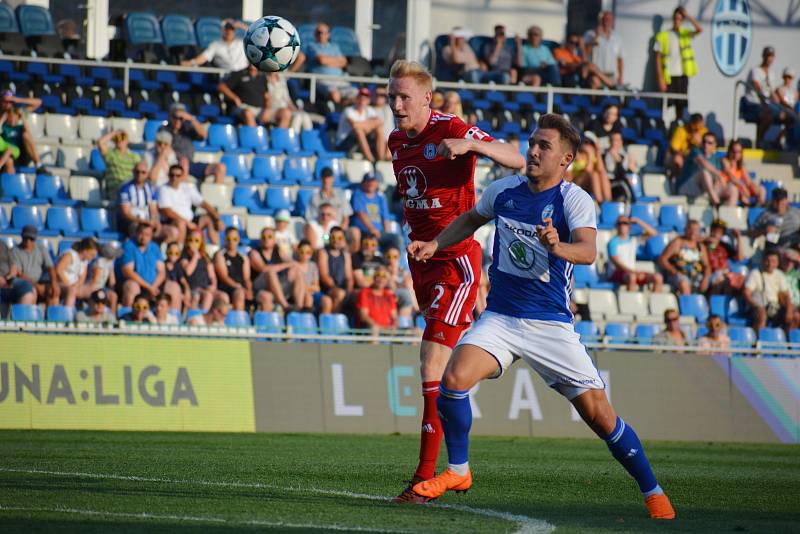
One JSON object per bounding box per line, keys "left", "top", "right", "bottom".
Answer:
{"left": 389, "top": 60, "right": 433, "bottom": 91}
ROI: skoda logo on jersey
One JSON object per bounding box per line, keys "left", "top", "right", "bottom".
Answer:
{"left": 711, "top": 0, "right": 752, "bottom": 77}
{"left": 423, "top": 143, "right": 437, "bottom": 160}
{"left": 508, "top": 239, "right": 535, "bottom": 270}
{"left": 541, "top": 203, "right": 554, "bottom": 221}
{"left": 399, "top": 165, "right": 427, "bottom": 199}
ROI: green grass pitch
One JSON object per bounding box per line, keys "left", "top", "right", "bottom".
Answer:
{"left": 1, "top": 430, "right": 798, "bottom": 533}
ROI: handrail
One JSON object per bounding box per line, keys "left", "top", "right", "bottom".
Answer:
{"left": 1, "top": 54, "right": 687, "bottom": 114}
{"left": 731, "top": 79, "right": 748, "bottom": 141}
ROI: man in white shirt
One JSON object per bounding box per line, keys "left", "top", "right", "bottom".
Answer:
{"left": 583, "top": 11, "right": 624, "bottom": 87}
{"left": 607, "top": 215, "right": 663, "bottom": 292}
{"left": 335, "top": 87, "right": 390, "bottom": 162}
{"left": 143, "top": 130, "right": 179, "bottom": 186}
{"left": 274, "top": 209, "right": 299, "bottom": 257}
{"left": 181, "top": 20, "right": 249, "bottom": 71}
{"left": 744, "top": 248, "right": 797, "bottom": 331}
{"left": 157, "top": 164, "right": 224, "bottom": 244}
{"left": 742, "top": 46, "right": 783, "bottom": 148}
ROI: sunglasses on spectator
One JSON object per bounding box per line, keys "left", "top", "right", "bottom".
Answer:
{"left": 385, "top": 253, "right": 400, "bottom": 260}
{"left": 666, "top": 315, "right": 680, "bottom": 322}
{"left": 321, "top": 212, "right": 335, "bottom": 218}
{"left": 330, "top": 234, "right": 345, "bottom": 242}
{"left": 374, "top": 273, "right": 388, "bottom": 279}
{"left": 134, "top": 304, "right": 149, "bottom": 311}
{"left": 187, "top": 237, "right": 201, "bottom": 243}
{"left": 568, "top": 39, "right": 580, "bottom": 45}
{"left": 169, "top": 172, "right": 182, "bottom": 178}
{"left": 167, "top": 250, "right": 181, "bottom": 257}
{"left": 134, "top": 169, "right": 148, "bottom": 174}
{"left": 298, "top": 248, "right": 313, "bottom": 256}
{"left": 225, "top": 236, "right": 240, "bottom": 242}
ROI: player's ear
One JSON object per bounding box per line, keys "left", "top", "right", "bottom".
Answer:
{"left": 561, "top": 151, "right": 574, "bottom": 167}
{"left": 424, "top": 90, "right": 432, "bottom": 106}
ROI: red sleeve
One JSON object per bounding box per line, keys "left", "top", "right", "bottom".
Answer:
{"left": 387, "top": 290, "right": 397, "bottom": 310}
{"left": 448, "top": 116, "right": 495, "bottom": 143}
{"left": 356, "top": 289, "right": 369, "bottom": 310}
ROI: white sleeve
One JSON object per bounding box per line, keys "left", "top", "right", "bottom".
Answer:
{"left": 563, "top": 184, "right": 597, "bottom": 231}
{"left": 189, "top": 184, "right": 204, "bottom": 206}
{"left": 203, "top": 41, "right": 219, "bottom": 61}
{"left": 156, "top": 186, "right": 171, "bottom": 208}
{"left": 475, "top": 175, "right": 520, "bottom": 218}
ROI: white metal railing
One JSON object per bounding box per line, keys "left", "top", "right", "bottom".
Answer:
{"left": 0, "top": 54, "right": 688, "bottom": 117}
{"left": 731, "top": 79, "right": 748, "bottom": 141}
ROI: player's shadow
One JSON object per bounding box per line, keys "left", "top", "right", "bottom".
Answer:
{"left": 1, "top": 518, "right": 259, "bottom": 533}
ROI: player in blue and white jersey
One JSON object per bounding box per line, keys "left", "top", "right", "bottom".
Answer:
{"left": 406, "top": 114, "right": 675, "bottom": 520}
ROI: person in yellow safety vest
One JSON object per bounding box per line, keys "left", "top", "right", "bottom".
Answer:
{"left": 654, "top": 6, "right": 702, "bottom": 120}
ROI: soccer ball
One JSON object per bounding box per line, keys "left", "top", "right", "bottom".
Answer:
{"left": 243, "top": 16, "right": 301, "bottom": 72}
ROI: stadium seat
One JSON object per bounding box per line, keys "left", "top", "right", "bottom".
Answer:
{"left": 0, "top": 207, "right": 8, "bottom": 231}
{"left": 47, "top": 206, "right": 90, "bottom": 237}
{"left": 587, "top": 289, "right": 632, "bottom": 321}
{"left": 573, "top": 263, "right": 613, "bottom": 289}
{"left": 254, "top": 310, "right": 285, "bottom": 333}
{"left": 245, "top": 214, "right": 275, "bottom": 239}
{"left": 635, "top": 323, "right": 661, "bottom": 342}
{"left": 0, "top": 3, "right": 18, "bottom": 34}
{"left": 251, "top": 155, "right": 283, "bottom": 184}
{"left": 286, "top": 311, "right": 317, "bottom": 336}
{"left": 642, "top": 173, "right": 671, "bottom": 200}
{"left": 747, "top": 207, "right": 765, "bottom": 228}
{"left": 57, "top": 239, "right": 77, "bottom": 256}
{"left": 46, "top": 305, "right": 75, "bottom": 322}
{"left": 314, "top": 157, "right": 345, "bottom": 182}
{"left": 110, "top": 117, "right": 145, "bottom": 144}
{"left": 345, "top": 159, "right": 373, "bottom": 185}
{"left": 16, "top": 4, "right": 54, "bottom": 36}
{"left": 60, "top": 145, "right": 91, "bottom": 172}
{"left": 717, "top": 206, "right": 747, "bottom": 231}
{"left": 618, "top": 291, "right": 649, "bottom": 320}
{"left": 220, "top": 153, "right": 250, "bottom": 181}
{"left": 224, "top": 310, "right": 251, "bottom": 327}
{"left": 709, "top": 295, "right": 728, "bottom": 321}
{"left": 789, "top": 329, "right": 800, "bottom": 344}
{"left": 629, "top": 203, "right": 658, "bottom": 234}
{"left": 415, "top": 315, "right": 426, "bottom": 331}
{"left": 574, "top": 320, "right": 600, "bottom": 341}
{"left": 125, "top": 12, "right": 164, "bottom": 45}
{"left": 220, "top": 214, "right": 245, "bottom": 233}
{"left": 231, "top": 184, "right": 264, "bottom": 213}
{"left": 239, "top": 125, "right": 269, "bottom": 152}
{"left": 162, "top": 14, "right": 197, "bottom": 49}
{"left": 283, "top": 157, "right": 313, "bottom": 184}
{"left": 143, "top": 119, "right": 167, "bottom": 142}
{"left": 11, "top": 303, "right": 43, "bottom": 321}
{"left": 649, "top": 292, "right": 679, "bottom": 317}
{"left": 195, "top": 17, "right": 222, "bottom": 49}
{"left": 301, "top": 129, "right": 330, "bottom": 154}
{"left": 643, "top": 233, "right": 671, "bottom": 261}
{"left": 80, "top": 208, "right": 119, "bottom": 239}
{"left": 199, "top": 183, "right": 232, "bottom": 210}
{"left": 207, "top": 123, "right": 239, "bottom": 152}
{"left": 758, "top": 327, "right": 786, "bottom": 343}
{"left": 598, "top": 201, "right": 625, "bottom": 229}
{"left": 11, "top": 205, "right": 57, "bottom": 235}
{"left": 294, "top": 188, "right": 315, "bottom": 217}
{"left": 605, "top": 322, "right": 632, "bottom": 342}
{"left": 68, "top": 176, "right": 102, "bottom": 206}
{"left": 319, "top": 313, "right": 350, "bottom": 336}
{"left": 728, "top": 326, "right": 756, "bottom": 347}
{"left": 1, "top": 173, "right": 43, "bottom": 204}
{"left": 271, "top": 127, "right": 301, "bottom": 153}
{"left": 679, "top": 294, "right": 709, "bottom": 323}
{"left": 330, "top": 26, "right": 361, "bottom": 57}
{"left": 45, "top": 113, "right": 78, "bottom": 142}
{"left": 659, "top": 204, "right": 687, "bottom": 232}
{"left": 78, "top": 115, "right": 110, "bottom": 141}
{"left": 265, "top": 187, "right": 293, "bottom": 212}
{"left": 725, "top": 297, "right": 749, "bottom": 326}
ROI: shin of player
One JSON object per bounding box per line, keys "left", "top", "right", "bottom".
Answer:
{"left": 408, "top": 114, "right": 674, "bottom": 519}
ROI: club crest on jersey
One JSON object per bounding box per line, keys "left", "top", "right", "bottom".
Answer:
{"left": 508, "top": 239, "right": 535, "bottom": 270}
{"left": 399, "top": 165, "right": 427, "bottom": 200}
{"left": 423, "top": 143, "right": 437, "bottom": 160}
{"left": 541, "top": 203, "right": 554, "bottom": 221}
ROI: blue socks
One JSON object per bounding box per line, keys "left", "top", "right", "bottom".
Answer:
{"left": 605, "top": 417, "right": 662, "bottom": 496}
{"left": 437, "top": 385, "right": 472, "bottom": 467}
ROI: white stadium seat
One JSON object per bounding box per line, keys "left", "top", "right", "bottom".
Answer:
{"left": 717, "top": 206, "right": 747, "bottom": 230}
{"left": 59, "top": 145, "right": 91, "bottom": 172}
{"left": 344, "top": 158, "right": 373, "bottom": 184}
{"left": 110, "top": 117, "right": 145, "bottom": 144}
{"left": 200, "top": 183, "right": 232, "bottom": 210}
{"left": 68, "top": 176, "right": 103, "bottom": 206}
{"left": 37, "top": 143, "right": 61, "bottom": 167}
{"left": 587, "top": 289, "right": 633, "bottom": 322}
{"left": 374, "top": 160, "right": 395, "bottom": 187}
{"left": 246, "top": 214, "right": 275, "bottom": 239}
{"left": 649, "top": 292, "right": 679, "bottom": 317}
{"left": 78, "top": 115, "right": 110, "bottom": 141}
{"left": 688, "top": 205, "right": 713, "bottom": 227}
{"left": 618, "top": 290, "right": 649, "bottom": 320}
{"left": 45, "top": 113, "right": 78, "bottom": 142}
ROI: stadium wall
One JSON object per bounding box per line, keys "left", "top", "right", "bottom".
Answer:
{"left": 2, "top": 333, "right": 798, "bottom": 443}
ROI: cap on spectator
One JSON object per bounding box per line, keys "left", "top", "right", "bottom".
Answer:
{"left": 772, "top": 187, "right": 788, "bottom": 201}
{"left": 615, "top": 215, "right": 630, "bottom": 225}
{"left": 91, "top": 289, "right": 110, "bottom": 305}
{"left": 762, "top": 46, "right": 775, "bottom": 57}
{"left": 223, "top": 21, "right": 235, "bottom": 30}
{"left": 274, "top": 209, "right": 291, "bottom": 222}
{"left": 155, "top": 130, "right": 173, "bottom": 144}
{"left": 100, "top": 242, "right": 123, "bottom": 259}
{"left": 21, "top": 224, "right": 37, "bottom": 240}
{"left": 320, "top": 166, "right": 335, "bottom": 179}
{"left": 582, "top": 130, "right": 598, "bottom": 145}
{"left": 711, "top": 218, "right": 727, "bottom": 230}
{"left": 362, "top": 172, "right": 378, "bottom": 182}
{"left": 169, "top": 103, "right": 187, "bottom": 115}
{"left": 358, "top": 87, "right": 371, "bottom": 97}
{"left": 783, "top": 67, "right": 795, "bottom": 78}
{"left": 452, "top": 27, "right": 471, "bottom": 39}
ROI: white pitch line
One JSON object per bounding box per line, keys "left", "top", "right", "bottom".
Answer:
{"left": 0, "top": 467, "right": 554, "bottom": 534}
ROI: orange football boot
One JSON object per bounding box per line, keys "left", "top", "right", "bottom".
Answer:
{"left": 412, "top": 468, "right": 472, "bottom": 499}
{"left": 645, "top": 493, "right": 676, "bottom": 519}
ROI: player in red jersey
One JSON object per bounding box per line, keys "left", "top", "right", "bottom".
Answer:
{"left": 386, "top": 60, "right": 525, "bottom": 502}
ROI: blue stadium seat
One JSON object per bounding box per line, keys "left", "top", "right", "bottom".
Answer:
{"left": 725, "top": 297, "right": 749, "bottom": 326}
{"left": 11, "top": 205, "right": 57, "bottom": 235}
{"left": 573, "top": 264, "right": 613, "bottom": 289}
{"left": 659, "top": 204, "right": 687, "bottom": 232}
{"left": 125, "top": 13, "right": 164, "bottom": 45}
{"left": 90, "top": 148, "right": 107, "bottom": 172}
{"left": 287, "top": 311, "right": 317, "bottom": 336}
{"left": 0, "top": 3, "right": 18, "bottom": 33}
{"left": 220, "top": 214, "right": 245, "bottom": 232}
{"left": 207, "top": 123, "right": 239, "bottom": 151}
{"left": 184, "top": 308, "right": 203, "bottom": 322}
{"left": 758, "top": 327, "right": 786, "bottom": 343}
{"left": 265, "top": 187, "right": 293, "bottom": 212}
{"left": 598, "top": 201, "right": 625, "bottom": 229}
{"left": 728, "top": 326, "right": 756, "bottom": 347}
{"left": 319, "top": 313, "right": 350, "bottom": 335}
{"left": 789, "top": 329, "right": 800, "bottom": 344}
{"left": 11, "top": 303, "right": 43, "bottom": 321}
{"left": 251, "top": 155, "right": 283, "bottom": 184}
{"left": 301, "top": 129, "right": 327, "bottom": 154}
{"left": 271, "top": 127, "right": 301, "bottom": 153}
{"left": 220, "top": 153, "right": 250, "bottom": 181}
{"left": 643, "top": 234, "right": 671, "bottom": 261}
{"left": 294, "top": 188, "right": 315, "bottom": 217}
{"left": 232, "top": 185, "right": 270, "bottom": 215}
{"left": 16, "top": 4, "right": 54, "bottom": 36}
{"left": 605, "top": 322, "right": 632, "bottom": 342}
{"left": 574, "top": 320, "right": 600, "bottom": 340}
{"left": 709, "top": 294, "right": 728, "bottom": 320}
{"left": 143, "top": 119, "right": 167, "bottom": 142}
{"left": 154, "top": 70, "right": 189, "bottom": 91}
{"left": 239, "top": 125, "right": 269, "bottom": 152}
{"left": 254, "top": 311, "right": 285, "bottom": 333}
{"left": 47, "top": 206, "right": 91, "bottom": 237}
{"left": 398, "top": 315, "right": 414, "bottom": 329}
{"left": 34, "top": 175, "right": 79, "bottom": 207}
{"left": 679, "top": 294, "right": 709, "bottom": 323}
{"left": 330, "top": 26, "right": 361, "bottom": 56}
{"left": 747, "top": 206, "right": 764, "bottom": 228}
{"left": 0, "top": 206, "right": 8, "bottom": 231}
{"left": 761, "top": 180, "right": 782, "bottom": 202}
{"left": 80, "top": 208, "right": 119, "bottom": 239}
{"left": 1, "top": 173, "right": 44, "bottom": 204}
{"left": 283, "top": 156, "right": 313, "bottom": 184}
{"left": 313, "top": 157, "right": 345, "bottom": 182}
{"left": 195, "top": 17, "right": 222, "bottom": 49}
{"left": 635, "top": 323, "right": 661, "bottom": 341}
{"left": 57, "top": 239, "right": 77, "bottom": 256}
{"left": 224, "top": 310, "right": 251, "bottom": 327}
{"left": 46, "top": 305, "right": 75, "bottom": 322}
{"left": 629, "top": 203, "right": 658, "bottom": 235}
{"left": 162, "top": 14, "right": 197, "bottom": 48}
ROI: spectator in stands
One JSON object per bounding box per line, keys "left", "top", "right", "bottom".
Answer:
{"left": 516, "top": 25, "right": 560, "bottom": 87}
{"left": 214, "top": 227, "right": 257, "bottom": 312}
{"left": 121, "top": 294, "right": 156, "bottom": 324}
{"left": 181, "top": 229, "right": 219, "bottom": 312}
{"left": 55, "top": 237, "right": 98, "bottom": 308}
{"left": 742, "top": 46, "right": 780, "bottom": 147}
{"left": 119, "top": 223, "right": 182, "bottom": 310}
{"left": 554, "top": 33, "right": 614, "bottom": 89}
{"left": 98, "top": 129, "right": 140, "bottom": 199}
{"left": 677, "top": 132, "right": 739, "bottom": 207}
{"left": 652, "top": 308, "right": 687, "bottom": 345}
{"left": 317, "top": 226, "right": 353, "bottom": 313}
{"left": 75, "top": 289, "right": 116, "bottom": 324}
{"left": 154, "top": 293, "right": 179, "bottom": 325}
{"left": 11, "top": 225, "right": 58, "bottom": 305}
{"left": 658, "top": 219, "right": 711, "bottom": 295}
{"left": 720, "top": 139, "right": 765, "bottom": 207}
{"left": 87, "top": 243, "right": 121, "bottom": 312}
{"left": 430, "top": 90, "right": 445, "bottom": 111}
{"left": 157, "top": 164, "right": 224, "bottom": 245}
{"left": 698, "top": 314, "right": 730, "bottom": 352}
{"left": 295, "top": 239, "right": 330, "bottom": 313}
{"left": 751, "top": 187, "right": 800, "bottom": 255}
{"left": 267, "top": 72, "right": 315, "bottom": 132}
{"left": 306, "top": 167, "right": 353, "bottom": 230}
{"left": 654, "top": 5, "right": 702, "bottom": 119}
{"left": 384, "top": 245, "right": 418, "bottom": 319}
{"left": 161, "top": 103, "right": 226, "bottom": 184}
{"left": 587, "top": 103, "right": 622, "bottom": 151}
{"left": 775, "top": 68, "right": 798, "bottom": 148}
{"left": 188, "top": 295, "right": 230, "bottom": 326}
{"left": 480, "top": 24, "right": 516, "bottom": 84}
{"left": 666, "top": 112, "right": 706, "bottom": 178}
{"left": 441, "top": 27, "right": 482, "bottom": 84}
{"left": 372, "top": 86, "right": 395, "bottom": 140}
{"left": 744, "top": 248, "right": 797, "bottom": 331}
{"left": 274, "top": 209, "right": 299, "bottom": 257}
{"left": 706, "top": 219, "right": 744, "bottom": 295}
{"left": 118, "top": 161, "right": 176, "bottom": 242}
{"left": 604, "top": 131, "right": 638, "bottom": 202}
{"left": 0, "top": 91, "right": 42, "bottom": 170}
{"left": 144, "top": 130, "right": 179, "bottom": 186}
{"left": 304, "top": 202, "right": 339, "bottom": 250}
{"left": 353, "top": 234, "right": 385, "bottom": 289}
{"left": 442, "top": 91, "right": 467, "bottom": 122}
{"left": 181, "top": 19, "right": 249, "bottom": 71}
{"left": 219, "top": 64, "right": 270, "bottom": 127}
{"left": 336, "top": 87, "right": 390, "bottom": 162}
{"left": 583, "top": 11, "right": 625, "bottom": 88}
{"left": 567, "top": 133, "right": 611, "bottom": 202}
{"left": 0, "top": 116, "right": 20, "bottom": 173}
{"left": 250, "top": 226, "right": 303, "bottom": 312}
{"left": 782, "top": 253, "right": 800, "bottom": 310}
{"left": 306, "top": 22, "right": 357, "bottom": 105}
{"left": 165, "top": 241, "right": 190, "bottom": 310}
{"left": 351, "top": 173, "right": 391, "bottom": 240}
{"left": 0, "top": 238, "right": 35, "bottom": 305}
{"left": 356, "top": 264, "right": 397, "bottom": 334}
{"left": 607, "top": 215, "right": 663, "bottom": 292}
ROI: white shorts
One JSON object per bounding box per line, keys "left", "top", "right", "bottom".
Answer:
{"left": 456, "top": 311, "right": 605, "bottom": 400}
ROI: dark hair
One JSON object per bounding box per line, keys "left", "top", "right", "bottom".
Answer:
{"left": 135, "top": 222, "right": 152, "bottom": 234}
{"left": 168, "top": 164, "right": 183, "bottom": 176}
{"left": 224, "top": 226, "right": 239, "bottom": 237}
{"left": 771, "top": 187, "right": 788, "bottom": 202}
{"left": 133, "top": 294, "right": 149, "bottom": 305}
{"left": 72, "top": 237, "right": 98, "bottom": 252}
{"left": 689, "top": 113, "right": 704, "bottom": 124}
{"left": 663, "top": 308, "right": 678, "bottom": 321}
{"left": 702, "top": 131, "right": 717, "bottom": 144}
{"left": 764, "top": 248, "right": 781, "bottom": 260}
{"left": 156, "top": 293, "right": 171, "bottom": 305}
{"left": 329, "top": 225, "right": 344, "bottom": 236}
{"left": 298, "top": 239, "right": 313, "bottom": 249}
{"left": 536, "top": 113, "right": 581, "bottom": 157}
{"left": 320, "top": 167, "right": 334, "bottom": 178}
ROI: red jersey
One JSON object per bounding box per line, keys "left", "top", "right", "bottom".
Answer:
{"left": 388, "top": 111, "right": 494, "bottom": 260}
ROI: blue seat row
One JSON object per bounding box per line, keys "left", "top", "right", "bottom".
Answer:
{"left": 598, "top": 201, "right": 688, "bottom": 233}
{"left": 0, "top": 205, "right": 120, "bottom": 240}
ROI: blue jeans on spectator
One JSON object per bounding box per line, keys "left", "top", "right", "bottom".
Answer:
{"left": 464, "top": 69, "right": 510, "bottom": 85}
{"left": 524, "top": 64, "right": 562, "bottom": 86}
{"left": 0, "top": 278, "right": 35, "bottom": 304}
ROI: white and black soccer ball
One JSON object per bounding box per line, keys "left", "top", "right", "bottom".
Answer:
{"left": 243, "top": 16, "right": 301, "bottom": 72}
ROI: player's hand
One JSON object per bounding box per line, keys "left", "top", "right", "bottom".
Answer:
{"left": 437, "top": 139, "right": 473, "bottom": 160}
{"left": 407, "top": 240, "right": 438, "bottom": 262}
{"left": 535, "top": 218, "right": 560, "bottom": 251}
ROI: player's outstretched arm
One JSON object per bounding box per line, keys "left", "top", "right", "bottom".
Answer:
{"left": 536, "top": 219, "right": 597, "bottom": 265}
{"left": 408, "top": 207, "right": 490, "bottom": 261}
{"left": 437, "top": 138, "right": 525, "bottom": 170}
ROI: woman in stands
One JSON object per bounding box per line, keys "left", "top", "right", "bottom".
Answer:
{"left": 250, "top": 227, "right": 304, "bottom": 312}
{"left": 180, "top": 229, "right": 219, "bottom": 312}
{"left": 55, "top": 237, "right": 98, "bottom": 308}
{"left": 383, "top": 245, "right": 418, "bottom": 320}
{"left": 316, "top": 226, "right": 353, "bottom": 314}
{"left": 721, "top": 139, "right": 765, "bottom": 207}
{"left": 698, "top": 314, "right": 730, "bottom": 354}
{"left": 295, "top": 239, "right": 331, "bottom": 314}
{"left": 567, "top": 134, "right": 612, "bottom": 202}
{"left": 88, "top": 242, "right": 121, "bottom": 314}
{"left": 165, "top": 241, "right": 190, "bottom": 310}
{"left": 657, "top": 220, "right": 711, "bottom": 295}
{"left": 153, "top": 293, "right": 179, "bottom": 325}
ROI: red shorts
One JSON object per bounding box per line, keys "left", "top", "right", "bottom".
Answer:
{"left": 408, "top": 242, "right": 482, "bottom": 348}
{"left": 611, "top": 269, "right": 656, "bottom": 285}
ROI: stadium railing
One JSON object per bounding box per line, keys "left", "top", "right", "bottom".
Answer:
{"left": 0, "top": 54, "right": 688, "bottom": 117}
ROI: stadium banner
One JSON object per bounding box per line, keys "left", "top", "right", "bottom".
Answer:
{"left": 0, "top": 333, "right": 255, "bottom": 432}
{"left": 250, "top": 345, "right": 797, "bottom": 443}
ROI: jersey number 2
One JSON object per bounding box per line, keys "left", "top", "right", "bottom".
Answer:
{"left": 430, "top": 284, "right": 445, "bottom": 309}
